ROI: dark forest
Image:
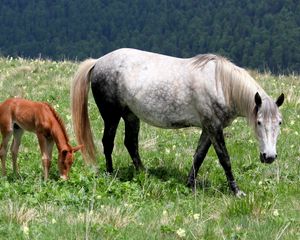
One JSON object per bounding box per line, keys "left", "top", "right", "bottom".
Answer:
{"left": 0, "top": 0, "right": 299, "bottom": 73}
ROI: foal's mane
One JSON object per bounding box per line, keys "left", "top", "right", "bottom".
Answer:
{"left": 192, "top": 54, "right": 266, "bottom": 121}
{"left": 43, "top": 102, "right": 69, "bottom": 142}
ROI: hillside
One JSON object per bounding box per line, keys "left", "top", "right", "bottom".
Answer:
{"left": 0, "top": 0, "right": 299, "bottom": 73}
{"left": 0, "top": 57, "right": 299, "bottom": 239}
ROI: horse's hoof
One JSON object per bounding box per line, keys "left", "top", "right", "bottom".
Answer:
{"left": 235, "top": 190, "right": 246, "bottom": 198}
{"left": 186, "top": 181, "right": 196, "bottom": 192}
{"left": 135, "top": 165, "right": 145, "bottom": 172}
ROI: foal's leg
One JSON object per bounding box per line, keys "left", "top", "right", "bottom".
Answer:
{"left": 122, "top": 110, "right": 144, "bottom": 171}
{"left": 10, "top": 125, "right": 24, "bottom": 175}
{"left": 187, "top": 130, "right": 211, "bottom": 190}
{"left": 37, "top": 133, "right": 51, "bottom": 180}
{"left": 210, "top": 128, "right": 246, "bottom": 197}
{"left": 0, "top": 130, "right": 13, "bottom": 176}
{"left": 47, "top": 140, "right": 54, "bottom": 162}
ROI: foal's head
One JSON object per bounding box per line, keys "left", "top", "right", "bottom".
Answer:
{"left": 58, "top": 145, "right": 83, "bottom": 179}
{"left": 253, "top": 92, "right": 284, "bottom": 164}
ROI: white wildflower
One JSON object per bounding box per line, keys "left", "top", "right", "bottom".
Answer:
{"left": 176, "top": 228, "right": 186, "bottom": 238}
{"left": 22, "top": 224, "right": 29, "bottom": 235}
{"left": 273, "top": 209, "right": 279, "bottom": 217}
{"left": 193, "top": 213, "right": 200, "bottom": 220}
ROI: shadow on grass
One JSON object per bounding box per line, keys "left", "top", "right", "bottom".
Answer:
{"left": 3, "top": 165, "right": 228, "bottom": 196}
{"left": 110, "top": 165, "right": 214, "bottom": 191}
{"left": 111, "top": 165, "right": 186, "bottom": 183}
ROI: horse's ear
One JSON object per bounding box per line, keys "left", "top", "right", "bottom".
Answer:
{"left": 255, "top": 92, "right": 262, "bottom": 108}
{"left": 73, "top": 144, "right": 84, "bottom": 153}
{"left": 276, "top": 93, "right": 284, "bottom": 107}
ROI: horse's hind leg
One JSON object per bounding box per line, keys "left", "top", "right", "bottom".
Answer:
{"left": 122, "top": 109, "right": 144, "bottom": 171}
{"left": 10, "top": 124, "right": 24, "bottom": 175}
{"left": 101, "top": 112, "right": 121, "bottom": 173}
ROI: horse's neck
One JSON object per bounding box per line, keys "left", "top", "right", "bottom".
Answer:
{"left": 235, "top": 85, "right": 269, "bottom": 122}
{"left": 222, "top": 69, "right": 267, "bottom": 119}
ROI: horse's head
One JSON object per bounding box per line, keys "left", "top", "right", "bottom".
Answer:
{"left": 58, "top": 145, "right": 83, "bottom": 179}
{"left": 253, "top": 92, "right": 284, "bottom": 164}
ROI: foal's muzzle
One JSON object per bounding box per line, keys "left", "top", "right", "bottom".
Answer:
{"left": 260, "top": 153, "right": 277, "bottom": 164}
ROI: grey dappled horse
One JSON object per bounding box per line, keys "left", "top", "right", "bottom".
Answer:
{"left": 71, "top": 48, "right": 284, "bottom": 196}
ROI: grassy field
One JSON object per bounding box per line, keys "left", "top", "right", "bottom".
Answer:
{"left": 0, "top": 57, "right": 299, "bottom": 240}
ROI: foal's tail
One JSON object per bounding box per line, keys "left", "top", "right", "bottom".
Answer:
{"left": 71, "top": 59, "right": 97, "bottom": 165}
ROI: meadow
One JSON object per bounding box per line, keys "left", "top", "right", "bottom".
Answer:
{"left": 0, "top": 57, "right": 299, "bottom": 239}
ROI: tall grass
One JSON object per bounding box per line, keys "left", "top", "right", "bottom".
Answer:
{"left": 0, "top": 57, "right": 299, "bottom": 239}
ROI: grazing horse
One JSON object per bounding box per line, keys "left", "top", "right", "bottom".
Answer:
{"left": 71, "top": 48, "right": 284, "bottom": 196}
{"left": 0, "top": 98, "right": 82, "bottom": 180}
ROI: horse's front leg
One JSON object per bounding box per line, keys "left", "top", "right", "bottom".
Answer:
{"left": 187, "top": 130, "right": 211, "bottom": 190}
{"left": 210, "top": 128, "right": 246, "bottom": 197}
{"left": 37, "top": 133, "right": 51, "bottom": 180}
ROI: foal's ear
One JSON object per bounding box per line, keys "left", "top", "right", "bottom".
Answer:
{"left": 255, "top": 92, "right": 262, "bottom": 108}
{"left": 73, "top": 144, "right": 84, "bottom": 153}
{"left": 276, "top": 93, "right": 284, "bottom": 107}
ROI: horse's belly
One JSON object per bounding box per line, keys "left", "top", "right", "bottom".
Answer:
{"left": 126, "top": 98, "right": 201, "bottom": 128}
{"left": 121, "top": 79, "right": 201, "bottom": 128}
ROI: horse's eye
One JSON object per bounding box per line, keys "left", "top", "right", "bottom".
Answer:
{"left": 257, "top": 121, "right": 261, "bottom": 125}
{"left": 279, "top": 121, "right": 282, "bottom": 125}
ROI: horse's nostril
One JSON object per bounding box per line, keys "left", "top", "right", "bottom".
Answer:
{"left": 275, "top": 154, "right": 278, "bottom": 158}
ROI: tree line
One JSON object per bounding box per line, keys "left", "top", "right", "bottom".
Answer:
{"left": 0, "top": 0, "right": 299, "bottom": 73}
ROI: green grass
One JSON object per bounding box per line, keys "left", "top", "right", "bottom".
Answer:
{"left": 0, "top": 57, "right": 299, "bottom": 240}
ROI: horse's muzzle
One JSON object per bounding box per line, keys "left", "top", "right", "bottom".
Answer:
{"left": 260, "top": 153, "right": 276, "bottom": 164}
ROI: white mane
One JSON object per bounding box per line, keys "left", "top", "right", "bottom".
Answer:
{"left": 192, "top": 54, "right": 268, "bottom": 122}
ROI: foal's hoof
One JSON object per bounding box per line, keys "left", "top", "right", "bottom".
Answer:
{"left": 60, "top": 175, "right": 68, "bottom": 180}
{"left": 92, "top": 166, "right": 100, "bottom": 174}
{"left": 235, "top": 190, "right": 247, "bottom": 198}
